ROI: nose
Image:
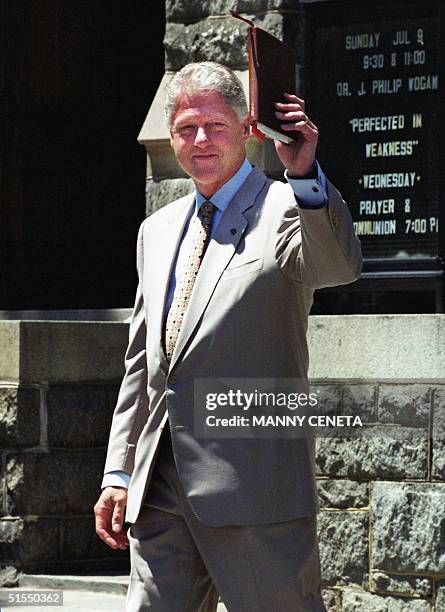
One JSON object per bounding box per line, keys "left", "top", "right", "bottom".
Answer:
{"left": 194, "top": 126, "right": 210, "bottom": 147}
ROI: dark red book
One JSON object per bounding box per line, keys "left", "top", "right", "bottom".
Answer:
{"left": 232, "top": 12, "right": 297, "bottom": 143}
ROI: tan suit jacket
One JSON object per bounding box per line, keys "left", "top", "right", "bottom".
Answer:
{"left": 104, "top": 166, "right": 362, "bottom": 526}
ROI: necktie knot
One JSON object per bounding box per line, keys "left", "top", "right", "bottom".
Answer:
{"left": 199, "top": 200, "right": 216, "bottom": 223}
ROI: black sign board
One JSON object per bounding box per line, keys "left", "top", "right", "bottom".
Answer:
{"left": 305, "top": 1, "right": 444, "bottom": 268}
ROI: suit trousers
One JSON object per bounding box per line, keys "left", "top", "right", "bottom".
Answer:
{"left": 125, "top": 425, "right": 326, "bottom": 612}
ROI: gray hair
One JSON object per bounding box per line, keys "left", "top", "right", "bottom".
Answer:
{"left": 164, "top": 62, "right": 248, "bottom": 128}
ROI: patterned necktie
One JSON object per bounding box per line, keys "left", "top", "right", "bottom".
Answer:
{"left": 164, "top": 200, "right": 216, "bottom": 361}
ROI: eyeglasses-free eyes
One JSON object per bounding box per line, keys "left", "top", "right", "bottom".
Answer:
{"left": 171, "top": 122, "right": 229, "bottom": 139}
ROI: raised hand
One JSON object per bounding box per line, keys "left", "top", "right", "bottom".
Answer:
{"left": 274, "top": 93, "right": 319, "bottom": 177}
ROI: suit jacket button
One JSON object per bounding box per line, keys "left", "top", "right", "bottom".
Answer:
{"left": 169, "top": 374, "right": 178, "bottom": 384}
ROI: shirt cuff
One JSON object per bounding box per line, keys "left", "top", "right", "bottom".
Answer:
{"left": 285, "top": 160, "right": 328, "bottom": 209}
{"left": 101, "top": 471, "right": 131, "bottom": 490}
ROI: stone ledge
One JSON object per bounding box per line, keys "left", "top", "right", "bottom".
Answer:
{"left": 19, "top": 573, "right": 129, "bottom": 595}
{"left": 0, "top": 322, "right": 129, "bottom": 383}
{"left": 1, "top": 316, "right": 444, "bottom": 383}
{"left": 307, "top": 315, "right": 445, "bottom": 379}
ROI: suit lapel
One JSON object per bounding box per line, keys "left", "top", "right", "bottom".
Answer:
{"left": 169, "top": 166, "right": 267, "bottom": 370}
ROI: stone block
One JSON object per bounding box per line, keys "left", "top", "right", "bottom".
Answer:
{"left": 17, "top": 322, "right": 128, "bottom": 383}
{"left": 0, "top": 386, "right": 40, "bottom": 447}
{"left": 0, "top": 518, "right": 59, "bottom": 564}
{"left": 0, "top": 466, "right": 3, "bottom": 515}
{"left": 432, "top": 386, "right": 445, "bottom": 480}
{"left": 436, "top": 582, "right": 445, "bottom": 611}
{"left": 378, "top": 384, "right": 431, "bottom": 427}
{"left": 322, "top": 588, "right": 342, "bottom": 611}
{"left": 47, "top": 385, "right": 113, "bottom": 447}
{"left": 310, "top": 384, "right": 342, "bottom": 416}
{"left": 343, "top": 384, "right": 377, "bottom": 420}
{"left": 307, "top": 315, "right": 445, "bottom": 380}
{"left": 342, "top": 591, "right": 431, "bottom": 611}
{"left": 0, "top": 565, "right": 19, "bottom": 587}
{"left": 0, "top": 322, "right": 21, "bottom": 381}
{"left": 166, "top": 0, "right": 297, "bottom": 22}
{"left": 166, "top": 0, "right": 210, "bottom": 22}
{"left": 317, "top": 479, "right": 368, "bottom": 509}
{"left": 164, "top": 13, "right": 285, "bottom": 70}
{"left": 316, "top": 429, "right": 428, "bottom": 479}
{"left": 215, "top": 0, "right": 296, "bottom": 11}
{"left": 62, "top": 517, "right": 128, "bottom": 560}
{"left": 371, "top": 482, "right": 445, "bottom": 573}
{"left": 6, "top": 449, "right": 106, "bottom": 515}
{"left": 318, "top": 511, "right": 368, "bottom": 587}
{"left": 370, "top": 571, "right": 432, "bottom": 598}
{"left": 146, "top": 178, "right": 194, "bottom": 215}
{"left": 145, "top": 141, "right": 188, "bottom": 181}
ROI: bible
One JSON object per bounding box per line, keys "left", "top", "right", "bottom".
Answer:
{"left": 231, "top": 11, "right": 297, "bottom": 143}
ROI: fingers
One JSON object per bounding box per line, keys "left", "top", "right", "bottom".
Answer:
{"left": 275, "top": 94, "right": 305, "bottom": 114}
{"left": 273, "top": 93, "right": 319, "bottom": 176}
{"left": 274, "top": 109, "right": 306, "bottom": 123}
{"left": 94, "top": 488, "right": 129, "bottom": 550}
{"left": 112, "top": 496, "right": 126, "bottom": 533}
{"left": 275, "top": 115, "right": 318, "bottom": 138}
{"left": 274, "top": 95, "right": 318, "bottom": 139}
{"left": 274, "top": 111, "right": 316, "bottom": 131}
{"left": 95, "top": 507, "right": 128, "bottom": 549}
{"left": 281, "top": 119, "right": 317, "bottom": 135}
{"left": 283, "top": 92, "right": 305, "bottom": 109}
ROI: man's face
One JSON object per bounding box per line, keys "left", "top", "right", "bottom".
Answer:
{"left": 169, "top": 90, "right": 250, "bottom": 198}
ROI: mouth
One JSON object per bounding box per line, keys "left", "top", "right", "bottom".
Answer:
{"left": 192, "top": 154, "right": 219, "bottom": 161}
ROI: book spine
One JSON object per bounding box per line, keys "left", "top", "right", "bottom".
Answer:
{"left": 248, "top": 28, "right": 259, "bottom": 124}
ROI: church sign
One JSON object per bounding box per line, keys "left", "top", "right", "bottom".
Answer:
{"left": 305, "top": 2, "right": 443, "bottom": 268}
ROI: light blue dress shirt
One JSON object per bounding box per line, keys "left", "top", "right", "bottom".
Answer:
{"left": 102, "top": 158, "right": 328, "bottom": 490}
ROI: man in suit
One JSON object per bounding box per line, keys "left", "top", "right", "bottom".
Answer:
{"left": 94, "top": 61, "right": 362, "bottom": 611}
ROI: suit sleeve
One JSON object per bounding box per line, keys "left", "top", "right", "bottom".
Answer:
{"left": 276, "top": 177, "right": 363, "bottom": 289}
{"left": 103, "top": 220, "right": 150, "bottom": 476}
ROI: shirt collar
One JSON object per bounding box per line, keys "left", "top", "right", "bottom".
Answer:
{"left": 195, "top": 158, "right": 253, "bottom": 214}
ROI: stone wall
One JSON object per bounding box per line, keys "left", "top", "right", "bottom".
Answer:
{"left": 0, "top": 321, "right": 131, "bottom": 585}
{"left": 307, "top": 315, "right": 445, "bottom": 610}
{"left": 314, "top": 383, "right": 444, "bottom": 610}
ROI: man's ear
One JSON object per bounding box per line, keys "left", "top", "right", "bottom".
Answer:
{"left": 241, "top": 118, "right": 250, "bottom": 141}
